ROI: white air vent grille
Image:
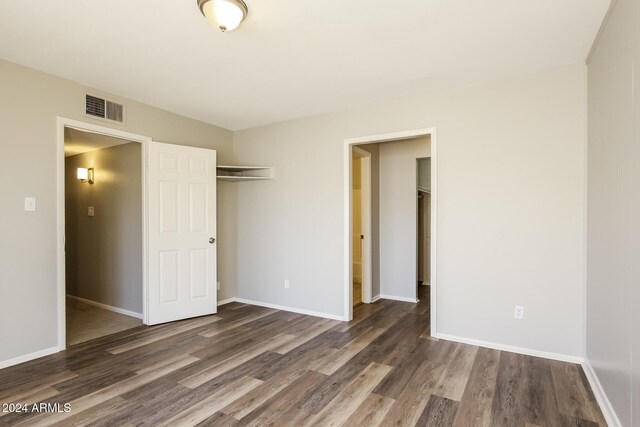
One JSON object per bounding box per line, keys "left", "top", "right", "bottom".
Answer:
{"left": 106, "top": 100, "right": 124, "bottom": 123}
{"left": 85, "top": 95, "right": 125, "bottom": 123}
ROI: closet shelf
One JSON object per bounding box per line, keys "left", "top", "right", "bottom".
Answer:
{"left": 216, "top": 165, "right": 274, "bottom": 182}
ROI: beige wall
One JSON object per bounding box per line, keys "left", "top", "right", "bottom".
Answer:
{"left": 417, "top": 158, "right": 431, "bottom": 284}
{"left": 586, "top": 0, "right": 640, "bottom": 424}
{"left": 379, "top": 137, "right": 431, "bottom": 299}
{"left": 418, "top": 158, "right": 431, "bottom": 191}
{"left": 65, "top": 143, "right": 142, "bottom": 314}
{"left": 0, "top": 57, "right": 591, "bottom": 367}
{"left": 234, "top": 64, "right": 587, "bottom": 358}
{"left": 351, "top": 156, "right": 362, "bottom": 284}
{"left": 358, "top": 143, "right": 381, "bottom": 298}
{"left": 0, "top": 59, "right": 235, "bottom": 364}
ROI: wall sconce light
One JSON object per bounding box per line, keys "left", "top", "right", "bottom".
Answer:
{"left": 77, "top": 167, "right": 94, "bottom": 184}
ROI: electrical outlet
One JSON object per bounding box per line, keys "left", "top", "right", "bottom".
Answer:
{"left": 284, "top": 279, "right": 290, "bottom": 289}
{"left": 217, "top": 281, "right": 220, "bottom": 291}
{"left": 514, "top": 306, "right": 524, "bottom": 320}
{"left": 88, "top": 206, "right": 95, "bottom": 217}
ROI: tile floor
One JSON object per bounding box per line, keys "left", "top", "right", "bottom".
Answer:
{"left": 353, "top": 281, "right": 362, "bottom": 306}
{"left": 66, "top": 297, "right": 142, "bottom": 346}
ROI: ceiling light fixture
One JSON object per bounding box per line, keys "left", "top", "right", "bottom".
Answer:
{"left": 197, "top": 0, "right": 248, "bottom": 32}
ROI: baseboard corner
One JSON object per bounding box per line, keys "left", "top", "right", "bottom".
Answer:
{"left": 379, "top": 294, "right": 418, "bottom": 303}
{"left": 582, "top": 359, "right": 622, "bottom": 427}
{"left": 217, "top": 297, "right": 238, "bottom": 306}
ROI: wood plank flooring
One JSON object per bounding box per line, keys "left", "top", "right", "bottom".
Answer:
{"left": 0, "top": 289, "right": 605, "bottom": 426}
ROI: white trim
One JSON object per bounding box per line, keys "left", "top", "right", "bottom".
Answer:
{"left": 343, "top": 140, "right": 353, "bottom": 320}
{"left": 343, "top": 128, "right": 437, "bottom": 330}
{"left": 217, "top": 297, "right": 237, "bottom": 306}
{"left": 379, "top": 294, "right": 419, "bottom": 303}
{"left": 233, "top": 298, "right": 346, "bottom": 321}
{"left": 0, "top": 346, "right": 61, "bottom": 370}
{"left": 57, "top": 117, "right": 152, "bottom": 353}
{"left": 66, "top": 295, "right": 142, "bottom": 319}
{"left": 581, "top": 66, "right": 588, "bottom": 361}
{"left": 345, "top": 129, "right": 435, "bottom": 146}
{"left": 141, "top": 141, "right": 149, "bottom": 326}
{"left": 434, "top": 332, "right": 584, "bottom": 364}
{"left": 371, "top": 295, "right": 381, "bottom": 303}
{"left": 56, "top": 119, "right": 66, "bottom": 351}
{"left": 582, "top": 359, "right": 623, "bottom": 427}
{"left": 429, "top": 129, "right": 438, "bottom": 336}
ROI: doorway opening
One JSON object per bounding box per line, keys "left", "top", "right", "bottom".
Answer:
{"left": 352, "top": 147, "right": 372, "bottom": 307}
{"left": 57, "top": 118, "right": 220, "bottom": 350}
{"left": 417, "top": 158, "right": 431, "bottom": 303}
{"left": 343, "top": 129, "right": 437, "bottom": 332}
{"left": 57, "top": 117, "right": 152, "bottom": 350}
{"left": 64, "top": 127, "right": 144, "bottom": 346}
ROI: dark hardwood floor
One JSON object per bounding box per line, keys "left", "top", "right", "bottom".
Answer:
{"left": 0, "top": 287, "right": 605, "bottom": 426}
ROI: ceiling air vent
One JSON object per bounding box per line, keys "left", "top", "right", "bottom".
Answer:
{"left": 85, "top": 94, "right": 125, "bottom": 124}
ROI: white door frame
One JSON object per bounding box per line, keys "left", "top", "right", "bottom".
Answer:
{"left": 342, "top": 128, "right": 438, "bottom": 335}
{"left": 352, "top": 147, "right": 372, "bottom": 304}
{"left": 56, "top": 117, "right": 152, "bottom": 350}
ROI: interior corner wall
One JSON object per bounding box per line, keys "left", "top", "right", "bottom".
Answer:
{"left": 586, "top": 0, "right": 640, "bottom": 424}
{"left": 65, "top": 143, "right": 142, "bottom": 314}
{"left": 0, "top": 58, "right": 235, "bottom": 365}
{"left": 357, "top": 143, "right": 381, "bottom": 298}
{"left": 418, "top": 158, "right": 431, "bottom": 191}
{"left": 378, "top": 137, "right": 431, "bottom": 300}
{"left": 233, "top": 63, "right": 587, "bottom": 358}
{"left": 216, "top": 180, "right": 237, "bottom": 302}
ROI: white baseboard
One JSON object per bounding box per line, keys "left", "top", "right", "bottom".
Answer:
{"left": 217, "top": 298, "right": 237, "bottom": 306}
{"left": 371, "top": 295, "right": 381, "bottom": 303}
{"left": 379, "top": 294, "right": 418, "bottom": 303}
{"left": 434, "top": 332, "right": 584, "bottom": 364}
{"left": 582, "top": 359, "right": 622, "bottom": 427}
{"left": 233, "top": 297, "right": 346, "bottom": 321}
{"left": 0, "top": 346, "right": 61, "bottom": 370}
{"left": 67, "top": 295, "right": 143, "bottom": 319}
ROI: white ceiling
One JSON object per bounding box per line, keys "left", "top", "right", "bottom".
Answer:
{"left": 0, "top": 1, "right": 609, "bottom": 131}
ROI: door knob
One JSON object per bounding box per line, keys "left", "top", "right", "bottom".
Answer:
{"left": 209, "top": 237, "right": 216, "bottom": 244}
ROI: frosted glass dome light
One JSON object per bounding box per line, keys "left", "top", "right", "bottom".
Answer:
{"left": 198, "top": 0, "right": 248, "bottom": 32}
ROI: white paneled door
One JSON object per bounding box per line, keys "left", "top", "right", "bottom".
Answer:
{"left": 147, "top": 142, "right": 217, "bottom": 325}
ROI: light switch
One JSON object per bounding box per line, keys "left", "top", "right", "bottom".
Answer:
{"left": 24, "top": 197, "right": 36, "bottom": 212}
{"left": 88, "top": 206, "right": 95, "bottom": 217}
